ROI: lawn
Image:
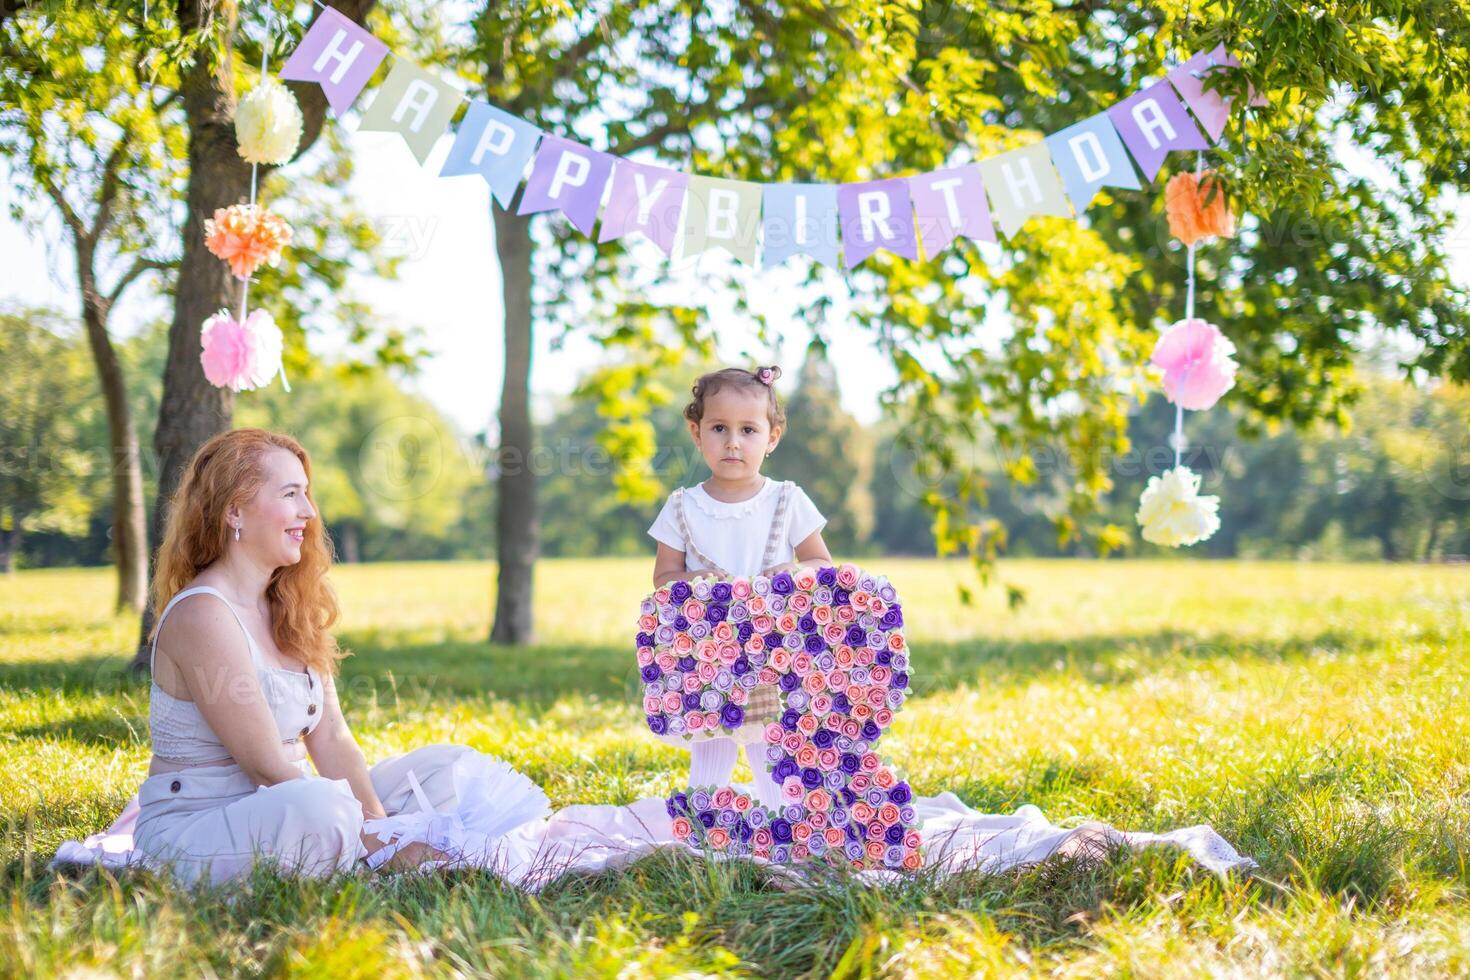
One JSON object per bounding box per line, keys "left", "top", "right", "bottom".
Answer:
{"left": 2, "top": 558, "right": 1468, "bottom": 976}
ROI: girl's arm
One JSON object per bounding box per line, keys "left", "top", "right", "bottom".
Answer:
{"left": 761, "top": 529, "right": 835, "bottom": 577}
{"left": 653, "top": 542, "right": 690, "bottom": 587}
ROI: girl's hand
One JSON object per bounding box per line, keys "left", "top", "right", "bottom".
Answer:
{"left": 759, "top": 561, "right": 801, "bottom": 577}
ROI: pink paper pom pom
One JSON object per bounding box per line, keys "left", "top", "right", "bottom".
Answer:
{"left": 200, "top": 309, "right": 283, "bottom": 392}
{"left": 1150, "top": 317, "right": 1237, "bottom": 411}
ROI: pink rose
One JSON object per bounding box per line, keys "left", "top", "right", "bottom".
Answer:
{"left": 704, "top": 711, "right": 719, "bottom": 729}
{"left": 823, "top": 624, "right": 845, "bottom": 646}
{"left": 811, "top": 605, "right": 833, "bottom": 626}
{"left": 791, "top": 821, "right": 813, "bottom": 842}
{"left": 764, "top": 723, "right": 784, "bottom": 744}
{"left": 782, "top": 731, "right": 803, "bottom": 753}
{"left": 871, "top": 666, "right": 891, "bottom": 685}
{"left": 730, "top": 686, "right": 747, "bottom": 705}
{"left": 713, "top": 622, "right": 735, "bottom": 643}
{"left": 672, "top": 634, "right": 695, "bottom": 655}
{"left": 697, "top": 662, "right": 718, "bottom": 682}
{"left": 873, "top": 708, "right": 894, "bottom": 727}
{"left": 754, "top": 828, "right": 773, "bottom": 848}
{"left": 842, "top": 720, "right": 862, "bottom": 739}
{"left": 796, "top": 714, "right": 819, "bottom": 735}
{"left": 713, "top": 787, "right": 735, "bottom": 809}
{"left": 803, "top": 673, "right": 825, "bottom": 695}
{"left": 719, "top": 643, "right": 740, "bottom": 665}
{"left": 860, "top": 753, "right": 881, "bottom": 773}
{"left": 643, "top": 695, "right": 661, "bottom": 714}
{"left": 687, "top": 712, "right": 706, "bottom": 731}
{"left": 791, "top": 843, "right": 810, "bottom": 861}
{"left": 795, "top": 745, "right": 819, "bottom": 768}
{"left": 752, "top": 614, "right": 774, "bottom": 633}
{"left": 683, "top": 674, "right": 701, "bottom": 694}
{"left": 905, "top": 831, "right": 922, "bottom": 851}
{"left": 836, "top": 564, "right": 860, "bottom": 588}
{"left": 744, "top": 635, "right": 766, "bottom": 654}
{"left": 855, "top": 647, "right": 875, "bottom": 667}
{"left": 759, "top": 667, "right": 780, "bottom": 685}
{"left": 639, "top": 614, "right": 658, "bottom": 631}
{"left": 851, "top": 773, "right": 871, "bottom": 793}
{"left": 671, "top": 816, "right": 692, "bottom": 838}
{"left": 655, "top": 652, "right": 676, "bottom": 671}
{"left": 811, "top": 693, "right": 834, "bottom": 716}
{"left": 817, "top": 749, "right": 839, "bottom": 771}
{"left": 731, "top": 578, "right": 752, "bottom": 599}
{"left": 866, "top": 687, "right": 886, "bottom": 708}
{"left": 662, "top": 692, "right": 682, "bottom": 713}
{"left": 781, "top": 778, "right": 806, "bottom": 803}
{"left": 808, "top": 809, "right": 829, "bottom": 828}
{"left": 835, "top": 605, "right": 856, "bottom": 624}
{"left": 683, "top": 599, "right": 706, "bottom": 621}
{"left": 834, "top": 646, "right": 854, "bottom": 668}
{"left": 734, "top": 794, "right": 753, "bottom": 812}
{"left": 794, "top": 567, "right": 818, "bottom": 592}
{"left": 653, "top": 587, "right": 672, "bottom": 605}
{"left": 793, "top": 653, "right": 813, "bottom": 676}
{"left": 708, "top": 828, "right": 730, "bottom": 848}
{"left": 829, "top": 671, "right": 849, "bottom": 691}
{"left": 696, "top": 640, "right": 718, "bottom": 663}
{"left": 788, "top": 592, "right": 812, "bottom": 614}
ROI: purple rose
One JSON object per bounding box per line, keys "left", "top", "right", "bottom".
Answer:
{"left": 891, "top": 671, "right": 909, "bottom": 689}
{"left": 670, "top": 581, "right": 692, "bottom": 603}
{"left": 667, "top": 791, "right": 689, "bottom": 816}
{"left": 732, "top": 657, "right": 750, "bottom": 676}
{"left": 881, "top": 608, "right": 903, "bottom": 629}
{"left": 888, "top": 783, "right": 912, "bottom": 805}
{"left": 833, "top": 587, "right": 851, "bottom": 606}
{"left": 832, "top": 693, "right": 852, "bottom": 714}
{"left": 780, "top": 709, "right": 801, "bottom": 731}
{"left": 817, "top": 566, "right": 837, "bottom": 586}
{"left": 765, "top": 631, "right": 783, "bottom": 651}
{"left": 844, "top": 841, "right": 864, "bottom": 861}
{"left": 673, "top": 615, "right": 689, "bottom": 631}
{"left": 841, "top": 788, "right": 858, "bottom": 806}
{"left": 640, "top": 664, "right": 662, "bottom": 683}
{"left": 798, "top": 614, "right": 817, "bottom": 634}
{"left": 737, "top": 622, "right": 754, "bottom": 642}
{"left": 721, "top": 703, "right": 745, "bottom": 728}
{"left": 813, "top": 729, "right": 835, "bottom": 749}
{"left": 648, "top": 715, "right": 668, "bottom": 735}
{"left": 875, "top": 649, "right": 892, "bottom": 666}
{"left": 697, "top": 810, "right": 716, "bottom": 829}
{"left": 773, "top": 757, "right": 798, "bottom": 782}
{"left": 779, "top": 672, "right": 800, "bottom": 693}
{"left": 839, "top": 753, "right": 860, "bottom": 774}
{"left": 845, "top": 625, "right": 866, "bottom": 646}
{"left": 683, "top": 692, "right": 702, "bottom": 712}
{"left": 770, "top": 818, "right": 793, "bottom": 843}
{"left": 861, "top": 720, "right": 880, "bottom": 742}
{"left": 678, "top": 655, "right": 696, "bottom": 671}
{"left": 771, "top": 571, "right": 795, "bottom": 595}
{"left": 801, "top": 767, "right": 822, "bottom": 789}
{"left": 884, "top": 823, "right": 905, "bottom": 845}
{"left": 803, "top": 634, "right": 825, "bottom": 654}
{"left": 705, "top": 604, "right": 727, "bottom": 624}
{"left": 711, "top": 582, "right": 732, "bottom": 603}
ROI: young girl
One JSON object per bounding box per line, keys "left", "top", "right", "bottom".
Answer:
{"left": 646, "top": 365, "right": 834, "bottom": 809}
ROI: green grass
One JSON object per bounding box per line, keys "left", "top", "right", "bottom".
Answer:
{"left": 3, "top": 558, "right": 1469, "bottom": 976}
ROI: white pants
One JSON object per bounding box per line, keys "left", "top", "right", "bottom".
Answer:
{"left": 133, "top": 743, "right": 472, "bottom": 886}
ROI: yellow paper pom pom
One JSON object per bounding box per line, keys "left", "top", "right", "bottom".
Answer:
{"left": 235, "top": 78, "right": 304, "bottom": 166}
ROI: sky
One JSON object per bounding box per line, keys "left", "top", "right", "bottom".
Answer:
{"left": 4, "top": 116, "right": 1469, "bottom": 440}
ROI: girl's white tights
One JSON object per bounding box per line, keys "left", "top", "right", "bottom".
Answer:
{"left": 688, "top": 737, "right": 785, "bottom": 809}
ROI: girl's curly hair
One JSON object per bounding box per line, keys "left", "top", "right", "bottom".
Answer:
{"left": 683, "top": 366, "right": 786, "bottom": 430}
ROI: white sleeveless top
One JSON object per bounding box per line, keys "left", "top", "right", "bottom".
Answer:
{"left": 149, "top": 586, "right": 324, "bottom": 766}
{"left": 647, "top": 477, "right": 826, "bottom": 578}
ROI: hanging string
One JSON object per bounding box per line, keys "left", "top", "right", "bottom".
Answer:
{"left": 1171, "top": 150, "right": 1205, "bottom": 468}
{"left": 237, "top": 12, "right": 292, "bottom": 392}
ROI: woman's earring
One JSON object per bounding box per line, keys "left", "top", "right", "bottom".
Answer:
{"left": 233, "top": 524, "right": 241, "bottom": 542}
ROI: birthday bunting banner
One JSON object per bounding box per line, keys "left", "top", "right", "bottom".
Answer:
{"left": 284, "top": 4, "right": 1264, "bottom": 269}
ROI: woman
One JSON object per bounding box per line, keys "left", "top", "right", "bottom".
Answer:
{"left": 135, "top": 428, "right": 536, "bottom": 885}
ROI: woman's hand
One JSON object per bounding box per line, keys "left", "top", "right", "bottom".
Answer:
{"left": 361, "top": 830, "right": 455, "bottom": 872}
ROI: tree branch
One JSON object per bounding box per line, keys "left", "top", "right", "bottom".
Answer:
{"left": 107, "top": 256, "right": 179, "bottom": 304}
{"left": 91, "top": 135, "right": 132, "bottom": 242}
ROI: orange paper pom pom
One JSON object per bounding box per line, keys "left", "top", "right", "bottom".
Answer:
{"left": 204, "top": 204, "right": 293, "bottom": 279}
{"left": 1165, "top": 170, "right": 1235, "bottom": 246}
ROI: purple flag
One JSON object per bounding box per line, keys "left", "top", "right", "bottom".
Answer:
{"left": 598, "top": 159, "right": 688, "bottom": 255}
{"left": 908, "top": 165, "right": 994, "bottom": 258}
{"left": 837, "top": 179, "right": 918, "bottom": 268}
{"left": 517, "top": 135, "right": 614, "bottom": 236}
{"left": 279, "top": 7, "right": 389, "bottom": 117}
{"left": 1168, "top": 45, "right": 1266, "bottom": 142}
{"left": 1106, "top": 80, "right": 1209, "bottom": 183}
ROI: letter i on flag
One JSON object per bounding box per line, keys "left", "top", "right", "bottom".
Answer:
{"left": 599, "top": 159, "right": 689, "bottom": 256}
{"left": 762, "top": 184, "right": 840, "bottom": 268}
{"left": 279, "top": 6, "right": 389, "bottom": 117}
{"left": 357, "top": 61, "right": 463, "bottom": 165}
{"left": 518, "top": 135, "right": 616, "bottom": 236}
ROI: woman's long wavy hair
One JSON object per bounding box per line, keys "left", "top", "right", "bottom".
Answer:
{"left": 149, "top": 428, "right": 345, "bottom": 674}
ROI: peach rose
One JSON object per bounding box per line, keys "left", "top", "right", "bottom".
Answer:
{"left": 788, "top": 593, "right": 813, "bottom": 616}
{"left": 852, "top": 704, "right": 873, "bottom": 721}
{"left": 713, "top": 622, "right": 735, "bottom": 643}
{"left": 708, "top": 828, "right": 730, "bottom": 848}
{"left": 852, "top": 802, "right": 876, "bottom": 823}
{"left": 671, "top": 816, "right": 692, "bottom": 838}
{"left": 875, "top": 768, "right": 896, "bottom": 789}
{"left": 803, "top": 673, "right": 825, "bottom": 695}
{"left": 720, "top": 643, "right": 741, "bottom": 665}
{"left": 777, "top": 613, "right": 799, "bottom": 634}
{"left": 823, "top": 713, "right": 844, "bottom": 732}
{"left": 639, "top": 614, "right": 658, "bottom": 631}
{"left": 672, "top": 634, "right": 695, "bottom": 655}
{"left": 795, "top": 745, "right": 819, "bottom": 768}
{"left": 696, "top": 639, "right": 718, "bottom": 662}
{"left": 902, "top": 852, "right": 923, "bottom": 871}
{"left": 744, "top": 635, "right": 766, "bottom": 654}
{"left": 811, "top": 605, "right": 833, "bottom": 626}
{"left": 796, "top": 714, "right": 819, "bottom": 735}
{"left": 791, "top": 821, "right": 813, "bottom": 842}
{"left": 824, "top": 827, "right": 846, "bottom": 848}
{"left": 834, "top": 646, "right": 854, "bottom": 668}
{"left": 749, "top": 597, "right": 767, "bottom": 615}
{"left": 888, "top": 634, "right": 906, "bottom": 653}
{"left": 770, "top": 650, "right": 792, "bottom": 671}
{"left": 734, "top": 794, "right": 753, "bottom": 812}
{"left": 851, "top": 591, "right": 872, "bottom": 611}
{"left": 836, "top": 564, "right": 860, "bottom": 588}
{"left": 878, "top": 803, "right": 900, "bottom": 824}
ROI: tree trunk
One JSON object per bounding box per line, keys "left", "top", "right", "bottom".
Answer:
{"left": 79, "top": 293, "right": 148, "bottom": 613}
{"left": 0, "top": 525, "right": 16, "bottom": 574}
{"left": 132, "top": 6, "right": 246, "bottom": 667}
{"left": 339, "top": 522, "right": 361, "bottom": 563}
{"left": 489, "top": 201, "right": 537, "bottom": 645}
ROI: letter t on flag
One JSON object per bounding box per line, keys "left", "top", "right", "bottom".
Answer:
{"left": 279, "top": 6, "right": 389, "bottom": 117}
{"left": 908, "top": 165, "right": 994, "bottom": 259}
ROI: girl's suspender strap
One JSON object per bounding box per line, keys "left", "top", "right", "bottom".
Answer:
{"left": 672, "top": 488, "right": 732, "bottom": 578}
{"left": 758, "top": 481, "right": 794, "bottom": 571}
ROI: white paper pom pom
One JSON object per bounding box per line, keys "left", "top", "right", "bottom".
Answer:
{"left": 1135, "top": 465, "right": 1221, "bottom": 548}
{"left": 235, "top": 77, "right": 304, "bottom": 166}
